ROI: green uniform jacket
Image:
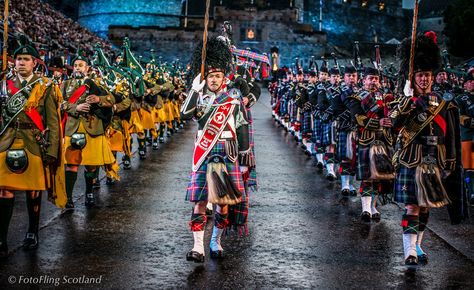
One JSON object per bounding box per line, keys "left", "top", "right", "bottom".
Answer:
{"left": 61, "top": 78, "right": 115, "bottom": 137}
{"left": 0, "top": 75, "right": 60, "bottom": 159}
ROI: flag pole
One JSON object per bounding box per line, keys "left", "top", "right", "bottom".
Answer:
{"left": 200, "top": 0, "right": 211, "bottom": 81}
{"left": 408, "top": 0, "right": 420, "bottom": 84}
{"left": 2, "top": 0, "right": 10, "bottom": 80}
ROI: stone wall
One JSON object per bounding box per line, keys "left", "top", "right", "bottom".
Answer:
{"left": 109, "top": 5, "right": 326, "bottom": 67}
{"left": 78, "top": 0, "right": 182, "bottom": 37}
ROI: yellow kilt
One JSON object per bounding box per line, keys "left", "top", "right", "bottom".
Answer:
{"left": 128, "top": 110, "right": 144, "bottom": 134}
{"left": 0, "top": 138, "right": 48, "bottom": 191}
{"left": 107, "top": 121, "right": 132, "bottom": 155}
{"left": 65, "top": 123, "right": 115, "bottom": 166}
{"left": 164, "top": 102, "right": 174, "bottom": 122}
{"left": 172, "top": 101, "right": 181, "bottom": 121}
{"left": 140, "top": 109, "right": 155, "bottom": 130}
{"left": 154, "top": 107, "right": 167, "bottom": 124}
{"left": 107, "top": 128, "right": 125, "bottom": 152}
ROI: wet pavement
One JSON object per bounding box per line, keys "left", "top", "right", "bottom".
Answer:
{"left": 1, "top": 89, "right": 474, "bottom": 289}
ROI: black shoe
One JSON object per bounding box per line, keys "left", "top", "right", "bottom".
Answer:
{"left": 152, "top": 141, "right": 159, "bottom": 150}
{"left": 361, "top": 211, "right": 371, "bottom": 222}
{"left": 159, "top": 137, "right": 165, "bottom": 143}
{"left": 405, "top": 255, "right": 418, "bottom": 266}
{"left": 371, "top": 212, "right": 381, "bottom": 222}
{"left": 210, "top": 249, "right": 224, "bottom": 259}
{"left": 418, "top": 253, "right": 428, "bottom": 264}
{"left": 123, "top": 157, "right": 132, "bottom": 169}
{"left": 326, "top": 173, "right": 336, "bottom": 181}
{"left": 85, "top": 193, "right": 95, "bottom": 208}
{"left": 23, "top": 233, "right": 39, "bottom": 250}
{"left": 206, "top": 208, "right": 213, "bottom": 216}
{"left": 186, "top": 250, "right": 205, "bottom": 263}
{"left": 341, "top": 189, "right": 350, "bottom": 197}
{"left": 139, "top": 150, "right": 146, "bottom": 160}
{"left": 106, "top": 177, "right": 115, "bottom": 185}
{"left": 350, "top": 189, "right": 358, "bottom": 197}
{"left": 316, "top": 162, "right": 324, "bottom": 170}
{"left": 92, "top": 179, "right": 101, "bottom": 189}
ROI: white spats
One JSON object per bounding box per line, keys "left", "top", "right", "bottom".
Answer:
{"left": 361, "top": 196, "right": 372, "bottom": 214}
{"left": 316, "top": 153, "right": 324, "bottom": 165}
{"left": 210, "top": 226, "right": 224, "bottom": 252}
{"left": 340, "top": 175, "right": 350, "bottom": 190}
{"left": 192, "top": 231, "right": 205, "bottom": 255}
{"left": 326, "top": 163, "right": 336, "bottom": 176}
{"left": 403, "top": 233, "right": 417, "bottom": 259}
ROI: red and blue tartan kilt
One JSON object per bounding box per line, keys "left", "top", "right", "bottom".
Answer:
{"left": 301, "top": 111, "right": 312, "bottom": 135}
{"left": 247, "top": 167, "right": 258, "bottom": 189}
{"left": 320, "top": 122, "right": 332, "bottom": 146}
{"left": 228, "top": 190, "right": 249, "bottom": 235}
{"left": 394, "top": 165, "right": 418, "bottom": 205}
{"left": 356, "top": 145, "right": 371, "bottom": 180}
{"left": 185, "top": 141, "right": 245, "bottom": 202}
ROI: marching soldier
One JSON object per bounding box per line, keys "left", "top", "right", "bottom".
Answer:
{"left": 312, "top": 64, "right": 329, "bottom": 171}
{"left": 61, "top": 51, "right": 118, "bottom": 209}
{"left": 347, "top": 67, "right": 395, "bottom": 222}
{"left": 334, "top": 65, "right": 360, "bottom": 196}
{"left": 457, "top": 72, "right": 474, "bottom": 203}
{"left": 317, "top": 67, "right": 340, "bottom": 180}
{"left": 0, "top": 37, "right": 65, "bottom": 258}
{"left": 391, "top": 32, "right": 465, "bottom": 266}
{"left": 181, "top": 37, "right": 251, "bottom": 263}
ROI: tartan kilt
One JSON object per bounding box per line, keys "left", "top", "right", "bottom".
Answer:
{"left": 185, "top": 141, "right": 246, "bottom": 202}
{"left": 321, "top": 122, "right": 331, "bottom": 146}
{"left": 312, "top": 118, "right": 322, "bottom": 144}
{"left": 290, "top": 103, "right": 298, "bottom": 122}
{"left": 301, "top": 111, "right": 312, "bottom": 135}
{"left": 336, "top": 130, "right": 349, "bottom": 161}
{"left": 356, "top": 144, "right": 371, "bottom": 180}
{"left": 247, "top": 167, "right": 258, "bottom": 189}
{"left": 228, "top": 191, "right": 249, "bottom": 230}
{"left": 394, "top": 165, "right": 418, "bottom": 205}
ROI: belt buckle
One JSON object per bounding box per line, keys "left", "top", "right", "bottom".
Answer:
{"left": 426, "top": 136, "right": 438, "bottom": 146}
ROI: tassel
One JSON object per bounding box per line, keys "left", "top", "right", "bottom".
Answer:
{"left": 415, "top": 162, "right": 450, "bottom": 208}
{"left": 369, "top": 143, "right": 395, "bottom": 180}
{"left": 225, "top": 140, "right": 238, "bottom": 163}
{"left": 222, "top": 171, "right": 242, "bottom": 199}
{"left": 212, "top": 171, "right": 228, "bottom": 198}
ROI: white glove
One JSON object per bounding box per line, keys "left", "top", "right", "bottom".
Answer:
{"left": 403, "top": 80, "right": 413, "bottom": 97}
{"left": 192, "top": 73, "right": 206, "bottom": 92}
{"left": 240, "top": 166, "right": 249, "bottom": 173}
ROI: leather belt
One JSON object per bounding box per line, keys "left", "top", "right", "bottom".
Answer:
{"left": 14, "top": 122, "right": 36, "bottom": 130}
{"left": 414, "top": 136, "right": 443, "bottom": 146}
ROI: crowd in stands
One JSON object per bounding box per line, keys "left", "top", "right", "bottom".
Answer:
{"left": 0, "top": 0, "right": 115, "bottom": 59}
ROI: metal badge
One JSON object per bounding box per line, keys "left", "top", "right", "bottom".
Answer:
{"left": 443, "top": 92, "right": 454, "bottom": 102}
{"left": 228, "top": 88, "right": 242, "bottom": 100}
{"left": 417, "top": 113, "right": 427, "bottom": 122}
{"left": 70, "top": 133, "right": 87, "bottom": 149}
{"left": 6, "top": 149, "right": 28, "bottom": 174}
